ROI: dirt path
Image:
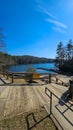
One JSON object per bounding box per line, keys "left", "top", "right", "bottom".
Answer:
{"left": 0, "top": 85, "right": 49, "bottom": 119}
{"left": 0, "top": 86, "right": 39, "bottom": 118}
{"left": 0, "top": 80, "right": 69, "bottom": 120}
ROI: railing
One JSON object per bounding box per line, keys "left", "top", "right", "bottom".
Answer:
{"left": 2, "top": 71, "right": 52, "bottom": 83}
{"left": 0, "top": 71, "right": 70, "bottom": 86}
{"left": 55, "top": 77, "right": 68, "bottom": 86}
{"left": 45, "top": 87, "right": 73, "bottom": 130}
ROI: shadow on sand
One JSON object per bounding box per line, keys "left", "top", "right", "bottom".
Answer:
{"left": 26, "top": 112, "right": 50, "bottom": 130}
{"left": 0, "top": 79, "right": 49, "bottom": 87}
{"left": 58, "top": 90, "right": 70, "bottom": 106}
{"left": 55, "top": 90, "right": 73, "bottom": 127}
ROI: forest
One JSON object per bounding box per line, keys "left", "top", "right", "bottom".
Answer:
{"left": 55, "top": 39, "right": 73, "bottom": 73}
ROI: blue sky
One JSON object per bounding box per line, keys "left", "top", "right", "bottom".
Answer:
{"left": 0, "top": 0, "right": 73, "bottom": 58}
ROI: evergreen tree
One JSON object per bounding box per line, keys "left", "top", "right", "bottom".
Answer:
{"left": 66, "top": 40, "right": 73, "bottom": 60}
{"left": 55, "top": 42, "right": 65, "bottom": 68}
{"left": 55, "top": 39, "right": 73, "bottom": 73}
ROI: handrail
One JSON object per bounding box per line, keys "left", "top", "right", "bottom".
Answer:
{"left": 53, "top": 75, "right": 69, "bottom": 86}
{"left": 45, "top": 87, "right": 73, "bottom": 130}
{"left": 6, "top": 71, "right": 49, "bottom": 75}
{"left": 45, "top": 87, "right": 73, "bottom": 112}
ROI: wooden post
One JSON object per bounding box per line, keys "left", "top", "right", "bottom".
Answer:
{"left": 49, "top": 73, "right": 51, "bottom": 83}
{"left": 2, "top": 65, "right": 5, "bottom": 77}
{"left": 3, "top": 69, "right": 4, "bottom": 77}
{"left": 50, "top": 92, "right": 52, "bottom": 115}
{"left": 69, "top": 80, "right": 73, "bottom": 100}
{"left": 12, "top": 73, "right": 14, "bottom": 83}
{"left": 7, "top": 72, "right": 8, "bottom": 79}
{"left": 62, "top": 81, "right": 63, "bottom": 86}
{"left": 56, "top": 78, "right": 58, "bottom": 84}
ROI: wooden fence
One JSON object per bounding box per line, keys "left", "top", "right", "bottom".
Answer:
{"left": 2, "top": 71, "right": 53, "bottom": 83}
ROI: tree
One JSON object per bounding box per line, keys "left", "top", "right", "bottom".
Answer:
{"left": 55, "top": 39, "right": 73, "bottom": 73}
{"left": 55, "top": 42, "right": 65, "bottom": 69}
{"left": 66, "top": 40, "right": 73, "bottom": 60}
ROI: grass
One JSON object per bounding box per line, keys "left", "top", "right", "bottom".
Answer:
{"left": 0, "top": 106, "right": 57, "bottom": 130}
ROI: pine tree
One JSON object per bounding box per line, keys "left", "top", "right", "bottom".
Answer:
{"left": 55, "top": 42, "right": 65, "bottom": 69}
{"left": 55, "top": 40, "right": 73, "bottom": 73}
{"left": 66, "top": 39, "right": 73, "bottom": 60}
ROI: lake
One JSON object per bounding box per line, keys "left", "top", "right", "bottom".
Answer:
{"left": 7, "top": 63, "right": 56, "bottom": 74}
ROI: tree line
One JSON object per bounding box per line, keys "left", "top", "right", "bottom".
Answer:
{"left": 55, "top": 39, "right": 73, "bottom": 73}
{"left": 0, "top": 52, "right": 54, "bottom": 71}
{"left": 0, "top": 52, "right": 54, "bottom": 65}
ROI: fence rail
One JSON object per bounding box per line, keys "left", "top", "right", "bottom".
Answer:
{"left": 45, "top": 87, "right": 73, "bottom": 130}
{"left": 1, "top": 71, "right": 52, "bottom": 83}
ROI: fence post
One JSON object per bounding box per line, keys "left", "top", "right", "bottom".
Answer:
{"left": 12, "top": 73, "right": 14, "bottom": 83}
{"left": 56, "top": 78, "right": 58, "bottom": 84}
{"left": 50, "top": 91, "right": 52, "bottom": 115}
{"left": 7, "top": 72, "right": 8, "bottom": 79}
{"left": 49, "top": 74, "right": 51, "bottom": 83}
{"left": 2, "top": 71, "right": 4, "bottom": 77}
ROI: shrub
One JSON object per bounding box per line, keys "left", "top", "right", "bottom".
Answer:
{"left": 25, "top": 65, "right": 36, "bottom": 83}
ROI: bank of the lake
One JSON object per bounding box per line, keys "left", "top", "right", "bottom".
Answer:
{"left": 7, "top": 63, "right": 56, "bottom": 74}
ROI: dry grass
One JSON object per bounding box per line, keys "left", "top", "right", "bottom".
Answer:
{"left": 0, "top": 106, "right": 57, "bottom": 130}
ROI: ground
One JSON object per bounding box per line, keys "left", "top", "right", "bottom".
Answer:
{"left": 0, "top": 106, "right": 56, "bottom": 130}
{"left": 0, "top": 74, "right": 73, "bottom": 130}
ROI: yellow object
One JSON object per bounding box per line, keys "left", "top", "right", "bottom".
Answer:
{"left": 33, "top": 73, "right": 40, "bottom": 79}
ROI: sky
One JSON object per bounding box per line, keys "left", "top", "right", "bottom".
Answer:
{"left": 0, "top": 0, "right": 73, "bottom": 58}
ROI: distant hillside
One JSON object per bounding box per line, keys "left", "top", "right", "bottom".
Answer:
{"left": 0, "top": 52, "right": 54, "bottom": 70}
{"left": 13, "top": 55, "right": 54, "bottom": 64}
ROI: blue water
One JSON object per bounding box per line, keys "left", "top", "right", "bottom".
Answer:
{"left": 7, "top": 63, "right": 56, "bottom": 74}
